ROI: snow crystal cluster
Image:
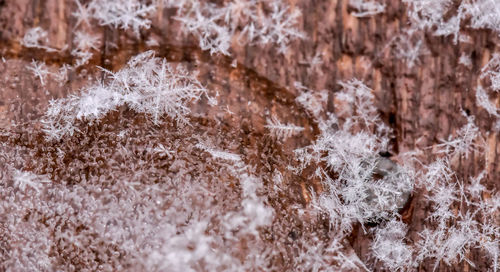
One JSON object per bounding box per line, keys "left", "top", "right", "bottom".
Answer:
{"left": 42, "top": 51, "right": 208, "bottom": 140}
{"left": 169, "top": 0, "right": 304, "bottom": 55}
{"left": 294, "top": 80, "right": 413, "bottom": 232}
{"left": 404, "top": 0, "right": 500, "bottom": 43}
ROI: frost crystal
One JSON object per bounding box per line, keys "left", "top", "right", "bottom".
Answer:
{"left": 476, "top": 85, "right": 499, "bottom": 117}
{"left": 21, "top": 27, "right": 59, "bottom": 52}
{"left": 71, "top": 31, "right": 101, "bottom": 67}
{"left": 27, "top": 60, "right": 50, "bottom": 86}
{"left": 170, "top": 0, "right": 304, "bottom": 55}
{"left": 349, "top": 0, "right": 385, "bottom": 17}
{"left": 74, "top": 0, "right": 156, "bottom": 35}
{"left": 476, "top": 55, "right": 500, "bottom": 127}
{"left": 265, "top": 116, "right": 304, "bottom": 140}
{"left": 195, "top": 141, "right": 242, "bottom": 162}
{"left": 371, "top": 219, "right": 414, "bottom": 271}
{"left": 463, "top": 0, "right": 500, "bottom": 35}
{"left": 391, "top": 34, "right": 429, "bottom": 69}
{"left": 403, "top": 0, "right": 500, "bottom": 42}
{"left": 295, "top": 82, "right": 329, "bottom": 119}
{"left": 480, "top": 54, "right": 500, "bottom": 93}
{"left": 42, "top": 51, "right": 209, "bottom": 140}
{"left": 173, "top": 2, "right": 232, "bottom": 55}
{"left": 11, "top": 169, "right": 50, "bottom": 193}
{"left": 294, "top": 80, "right": 413, "bottom": 233}
{"left": 336, "top": 79, "right": 381, "bottom": 127}
{"left": 436, "top": 112, "right": 482, "bottom": 159}
{"left": 459, "top": 53, "right": 472, "bottom": 68}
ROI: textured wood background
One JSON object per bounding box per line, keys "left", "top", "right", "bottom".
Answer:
{"left": 0, "top": 0, "right": 499, "bottom": 271}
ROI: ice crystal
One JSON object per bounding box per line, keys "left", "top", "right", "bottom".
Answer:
{"left": 42, "top": 51, "right": 209, "bottom": 140}
{"left": 26, "top": 60, "right": 50, "bottom": 86}
{"left": 349, "top": 0, "right": 385, "bottom": 17}
{"left": 436, "top": 112, "right": 482, "bottom": 159}
{"left": 265, "top": 116, "right": 304, "bottom": 140}
{"left": 403, "top": 0, "right": 500, "bottom": 42}
{"left": 71, "top": 31, "right": 101, "bottom": 67}
{"left": 21, "top": 27, "right": 59, "bottom": 52}
{"left": 481, "top": 54, "right": 500, "bottom": 92}
{"left": 294, "top": 80, "right": 413, "bottom": 233}
{"left": 170, "top": 0, "right": 304, "bottom": 55}
{"left": 371, "top": 218, "right": 414, "bottom": 271}
{"left": 73, "top": 0, "right": 156, "bottom": 35}
{"left": 11, "top": 169, "right": 50, "bottom": 194}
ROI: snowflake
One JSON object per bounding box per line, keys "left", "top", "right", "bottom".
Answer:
{"left": 26, "top": 60, "right": 50, "bottom": 86}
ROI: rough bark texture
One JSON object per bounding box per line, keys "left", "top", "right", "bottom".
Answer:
{"left": 0, "top": 0, "right": 498, "bottom": 271}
